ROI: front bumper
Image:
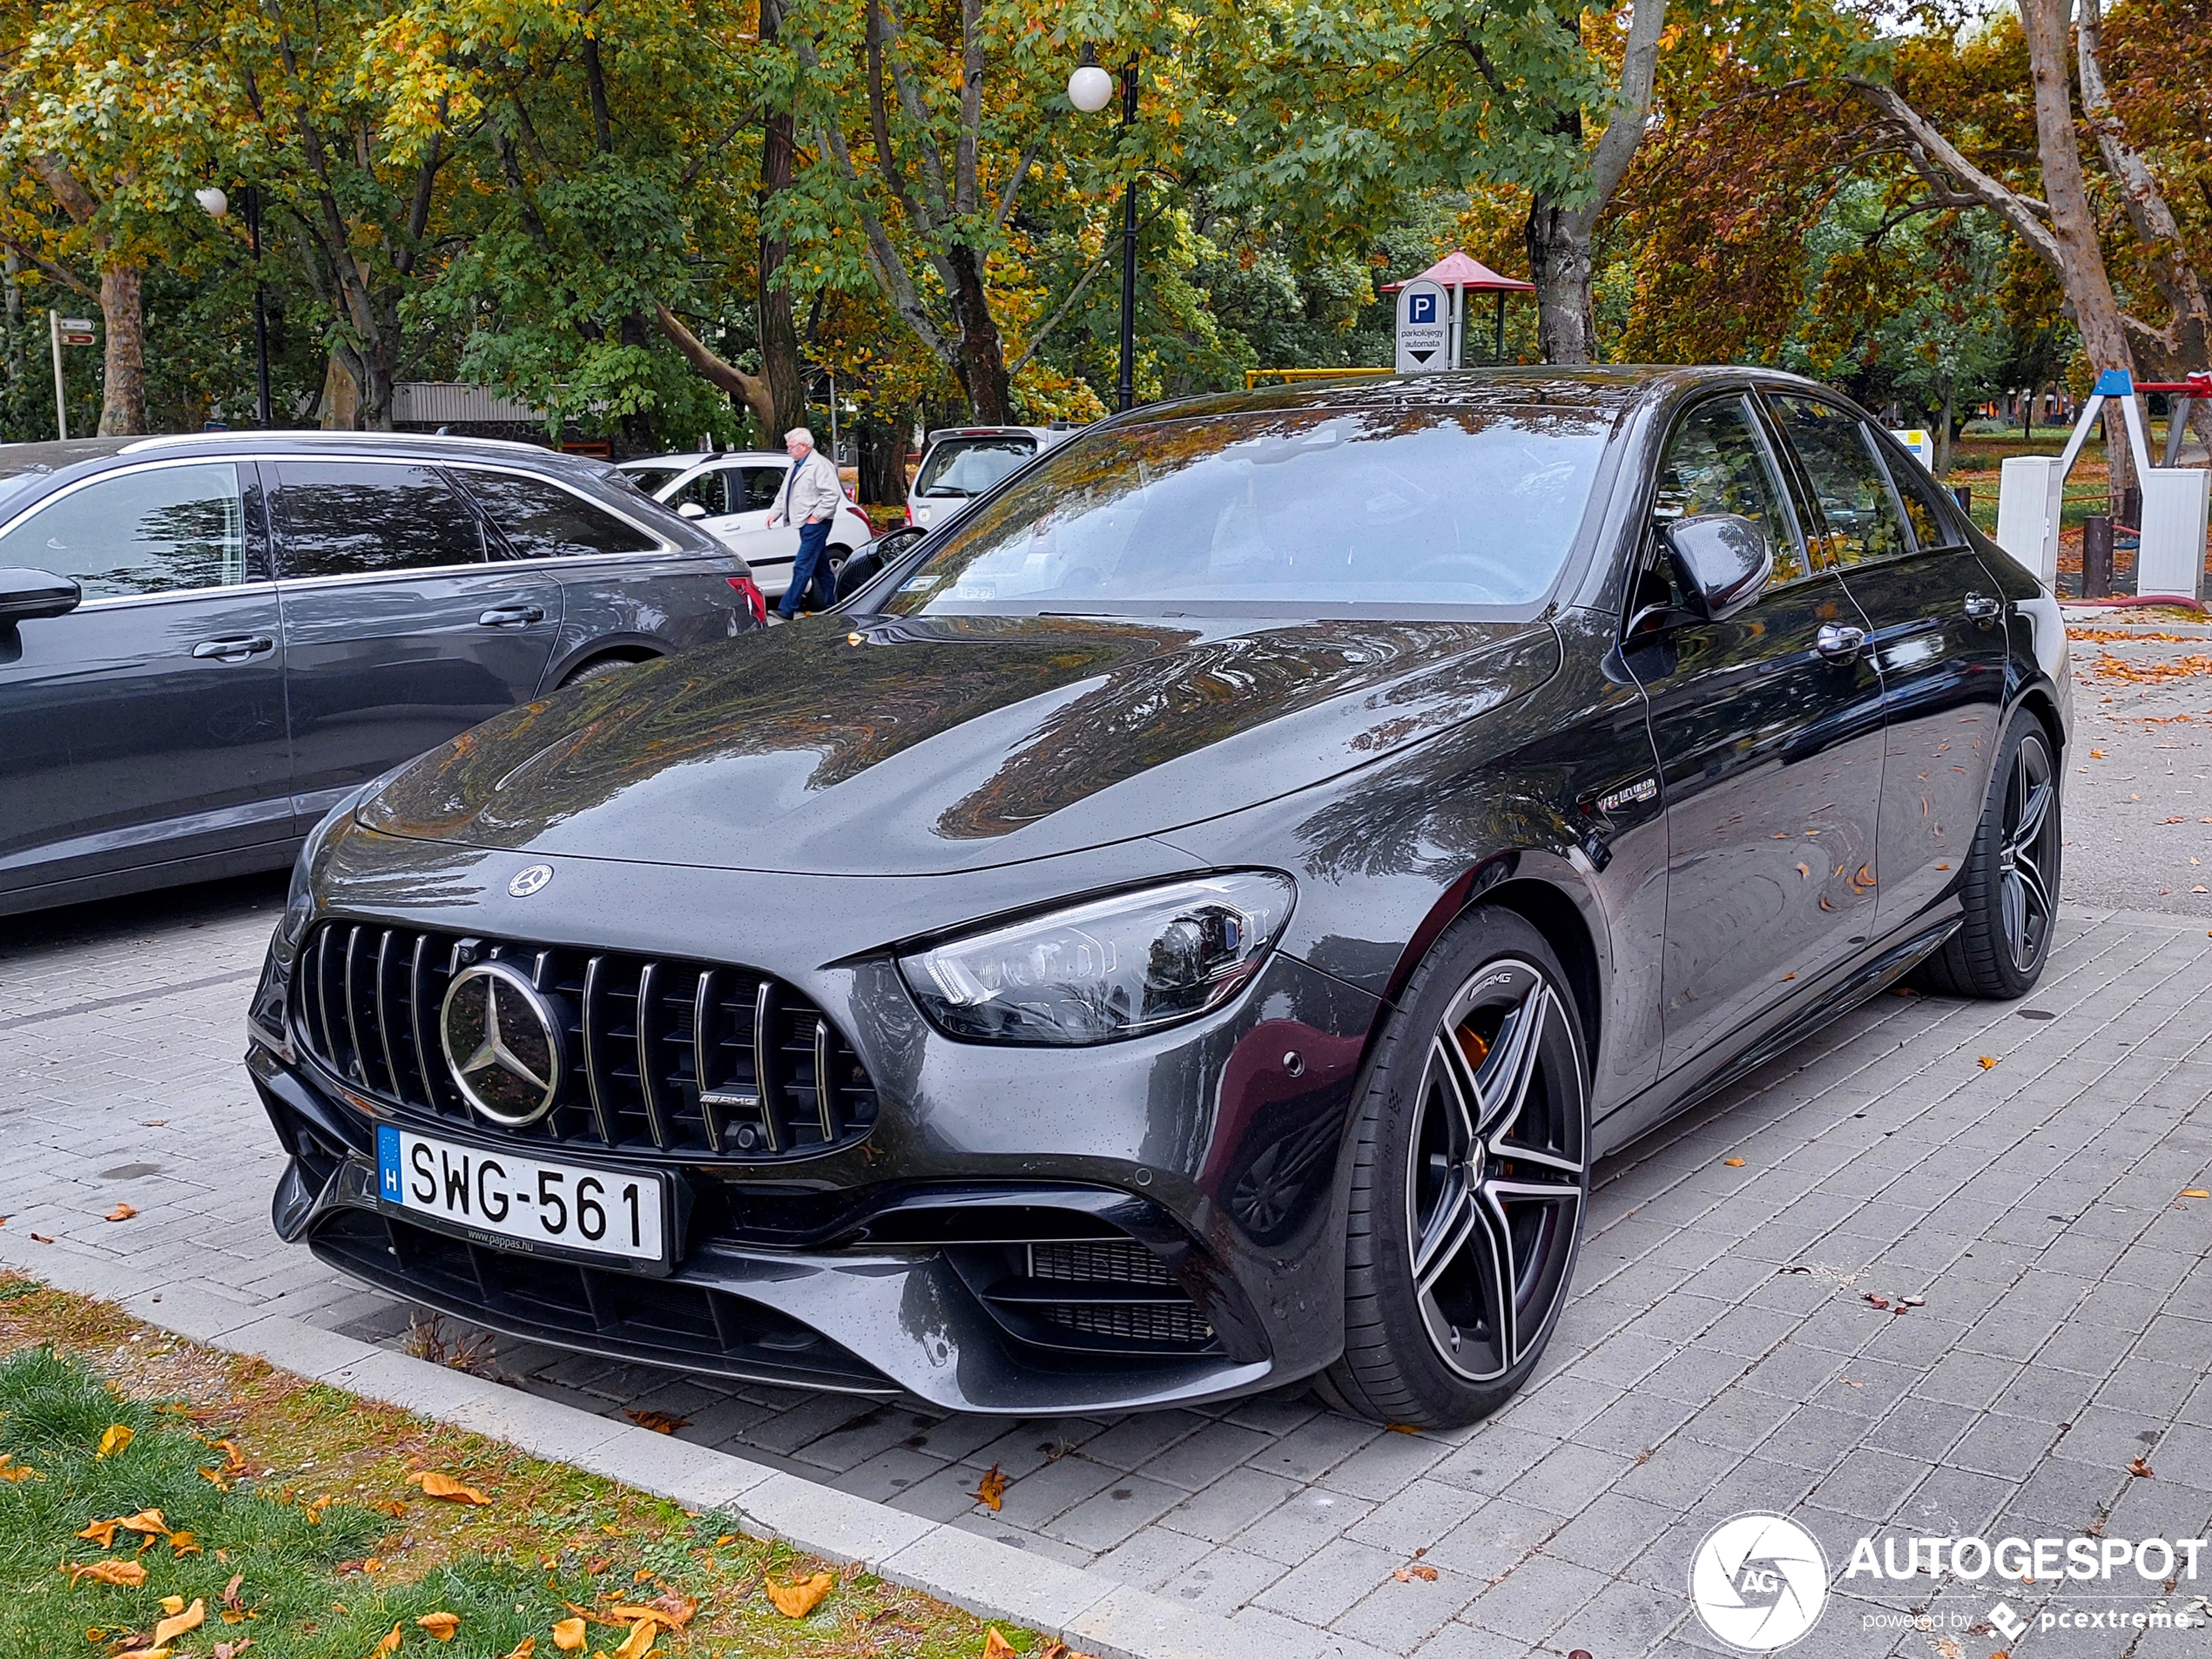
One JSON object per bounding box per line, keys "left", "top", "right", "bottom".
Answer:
{"left": 249, "top": 891, "right": 1383, "bottom": 1414}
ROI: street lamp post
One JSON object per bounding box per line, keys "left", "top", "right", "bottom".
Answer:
{"left": 196, "top": 185, "right": 273, "bottom": 427}
{"left": 1068, "top": 49, "right": 1139, "bottom": 414}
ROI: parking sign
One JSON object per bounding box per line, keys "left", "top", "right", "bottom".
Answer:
{"left": 1395, "top": 279, "right": 1450, "bottom": 373}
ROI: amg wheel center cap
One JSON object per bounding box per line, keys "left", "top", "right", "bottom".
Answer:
{"left": 440, "top": 961, "right": 565, "bottom": 1126}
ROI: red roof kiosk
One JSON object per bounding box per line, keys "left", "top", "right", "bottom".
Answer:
{"left": 1381, "top": 253, "right": 1536, "bottom": 367}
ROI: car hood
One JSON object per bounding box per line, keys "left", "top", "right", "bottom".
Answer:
{"left": 358, "top": 612, "right": 1560, "bottom": 876}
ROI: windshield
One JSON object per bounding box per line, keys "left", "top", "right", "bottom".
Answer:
{"left": 880, "top": 407, "right": 1611, "bottom": 616}
{"left": 622, "top": 466, "right": 683, "bottom": 497}
{"left": 915, "top": 435, "right": 1036, "bottom": 499}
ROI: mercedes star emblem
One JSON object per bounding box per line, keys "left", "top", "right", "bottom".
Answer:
{"left": 439, "top": 960, "right": 565, "bottom": 1126}
{"left": 509, "top": 864, "right": 555, "bottom": 898}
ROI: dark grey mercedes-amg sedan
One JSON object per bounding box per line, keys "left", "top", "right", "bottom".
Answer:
{"left": 248, "top": 368, "right": 2069, "bottom": 1426}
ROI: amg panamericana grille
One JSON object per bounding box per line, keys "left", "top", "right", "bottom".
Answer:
{"left": 293, "top": 921, "right": 877, "bottom": 1160}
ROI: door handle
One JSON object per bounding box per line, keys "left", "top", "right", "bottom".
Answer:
{"left": 477, "top": 604, "right": 545, "bottom": 627}
{"left": 192, "top": 634, "right": 274, "bottom": 660}
{"left": 1963, "top": 591, "right": 2002, "bottom": 623}
{"left": 1815, "top": 623, "right": 1868, "bottom": 663}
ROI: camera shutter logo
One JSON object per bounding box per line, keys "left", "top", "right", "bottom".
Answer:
{"left": 440, "top": 961, "right": 565, "bottom": 1127}
{"left": 1689, "top": 1513, "right": 1831, "bottom": 1651}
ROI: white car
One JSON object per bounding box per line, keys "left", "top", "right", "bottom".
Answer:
{"left": 619, "top": 451, "right": 878, "bottom": 600}
{"left": 905, "top": 425, "right": 1076, "bottom": 531}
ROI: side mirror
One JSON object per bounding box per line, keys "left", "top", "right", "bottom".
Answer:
{"left": 0, "top": 568, "right": 81, "bottom": 624}
{"left": 835, "top": 527, "right": 928, "bottom": 603}
{"left": 1660, "top": 514, "right": 1771, "bottom": 622}
{"left": 676, "top": 501, "right": 708, "bottom": 520}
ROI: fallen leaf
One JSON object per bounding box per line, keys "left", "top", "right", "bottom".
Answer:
{"left": 104, "top": 1204, "right": 138, "bottom": 1223}
{"left": 586, "top": 1557, "right": 611, "bottom": 1574}
{"left": 983, "top": 1629, "right": 1020, "bottom": 1659}
{"left": 713, "top": 1534, "right": 735, "bottom": 1547}
{"left": 765, "top": 1573, "right": 833, "bottom": 1618}
{"left": 2128, "top": 1457, "right": 2155, "bottom": 1478}
{"left": 373, "top": 1499, "right": 407, "bottom": 1518}
{"left": 113, "top": 1649, "right": 170, "bottom": 1659}
{"left": 0, "top": 1454, "right": 37, "bottom": 1483}
{"left": 612, "top": 1619, "right": 658, "bottom": 1659}
{"left": 97, "top": 1425, "right": 134, "bottom": 1458}
{"left": 30, "top": 1233, "right": 52, "bottom": 1243}
{"left": 497, "top": 1642, "right": 536, "bottom": 1659}
{"left": 220, "top": 1574, "right": 246, "bottom": 1618}
{"left": 162, "top": 1595, "right": 186, "bottom": 1615}
{"left": 633, "top": 1567, "right": 654, "bottom": 1584}
{"left": 1393, "top": 1564, "right": 1440, "bottom": 1582}
{"left": 153, "top": 1600, "right": 206, "bottom": 1645}
{"left": 417, "top": 1611, "right": 461, "bottom": 1641}
{"left": 1385, "top": 1424, "right": 1420, "bottom": 1434}
{"left": 405, "top": 1470, "right": 491, "bottom": 1505}
{"left": 1723, "top": 1157, "right": 1745, "bottom": 1168}
{"left": 2091, "top": 749, "right": 2104, "bottom": 758}
{"left": 1865, "top": 1294, "right": 1892, "bottom": 1310}
{"left": 605, "top": 1595, "right": 698, "bottom": 1633}
{"left": 1901, "top": 1295, "right": 1925, "bottom": 1306}
{"left": 169, "top": 1532, "right": 200, "bottom": 1558}
{"left": 971, "top": 1463, "right": 1008, "bottom": 1512}
{"left": 1979, "top": 1055, "right": 1999, "bottom": 1069}
{"left": 2182, "top": 1190, "right": 2210, "bottom": 1200}
{"left": 368, "top": 1622, "right": 402, "bottom": 1657}
{"left": 63, "top": 1560, "right": 147, "bottom": 1588}
{"left": 623, "top": 1409, "right": 690, "bottom": 1435}
{"left": 550, "top": 1616, "right": 588, "bottom": 1652}
{"left": 213, "top": 1642, "right": 253, "bottom": 1659}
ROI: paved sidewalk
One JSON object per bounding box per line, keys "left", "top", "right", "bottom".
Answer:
{"left": 6, "top": 873, "right": 2211, "bottom": 1659}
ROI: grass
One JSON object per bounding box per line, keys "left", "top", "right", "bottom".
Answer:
{"left": 0, "top": 1275, "right": 1043, "bottom": 1659}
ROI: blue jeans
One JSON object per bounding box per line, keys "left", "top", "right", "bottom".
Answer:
{"left": 779, "top": 519, "right": 839, "bottom": 617}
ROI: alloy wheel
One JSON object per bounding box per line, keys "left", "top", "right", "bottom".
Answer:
{"left": 1997, "top": 731, "right": 2057, "bottom": 974}
{"left": 1404, "top": 959, "right": 1587, "bottom": 1383}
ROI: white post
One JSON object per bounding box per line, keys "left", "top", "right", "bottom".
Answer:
{"left": 1448, "top": 284, "right": 1464, "bottom": 369}
{"left": 48, "top": 308, "right": 66, "bottom": 442}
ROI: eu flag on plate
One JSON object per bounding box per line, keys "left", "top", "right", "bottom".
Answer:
{"left": 377, "top": 1125, "right": 403, "bottom": 1201}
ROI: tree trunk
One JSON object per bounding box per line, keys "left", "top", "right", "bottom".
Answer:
{"left": 856, "top": 415, "right": 904, "bottom": 506}
{"left": 94, "top": 265, "right": 147, "bottom": 435}
{"left": 1526, "top": 196, "right": 1601, "bottom": 365}
{"left": 757, "top": 0, "right": 806, "bottom": 438}
{"left": 945, "top": 246, "right": 1012, "bottom": 421}
{"left": 1936, "top": 375, "right": 1954, "bottom": 476}
{"left": 2020, "top": 0, "right": 2137, "bottom": 516}
{"left": 318, "top": 352, "right": 361, "bottom": 429}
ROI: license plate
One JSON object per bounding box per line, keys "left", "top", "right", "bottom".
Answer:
{"left": 376, "top": 1126, "right": 666, "bottom": 1263}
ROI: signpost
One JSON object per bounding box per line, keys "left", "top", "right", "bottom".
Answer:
{"left": 49, "top": 311, "right": 94, "bottom": 441}
{"left": 1395, "top": 279, "right": 1450, "bottom": 373}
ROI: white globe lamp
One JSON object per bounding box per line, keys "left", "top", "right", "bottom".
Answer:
{"left": 1068, "top": 63, "right": 1115, "bottom": 113}
{"left": 195, "top": 186, "right": 230, "bottom": 219}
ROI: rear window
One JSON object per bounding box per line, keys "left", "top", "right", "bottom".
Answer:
{"left": 623, "top": 466, "right": 683, "bottom": 496}
{"left": 459, "top": 469, "right": 660, "bottom": 559}
{"left": 914, "top": 435, "right": 1036, "bottom": 500}
{"left": 884, "top": 406, "right": 1610, "bottom": 617}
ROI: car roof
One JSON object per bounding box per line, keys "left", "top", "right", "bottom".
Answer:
{"left": 1113, "top": 365, "right": 1811, "bottom": 428}
{"left": 0, "top": 428, "right": 632, "bottom": 491}
{"left": 620, "top": 451, "right": 789, "bottom": 469}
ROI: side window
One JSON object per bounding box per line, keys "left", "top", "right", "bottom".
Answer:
{"left": 1875, "top": 439, "right": 1965, "bottom": 553}
{"left": 665, "top": 469, "right": 727, "bottom": 516}
{"left": 274, "top": 462, "right": 484, "bottom": 577}
{"left": 1767, "top": 397, "right": 1910, "bottom": 567}
{"left": 1650, "top": 396, "right": 1806, "bottom": 590}
{"left": 733, "top": 466, "right": 788, "bottom": 514}
{"left": 0, "top": 463, "right": 246, "bottom": 599}
{"left": 457, "top": 470, "right": 660, "bottom": 558}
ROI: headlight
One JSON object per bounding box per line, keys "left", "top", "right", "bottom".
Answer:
{"left": 900, "top": 872, "right": 1296, "bottom": 1045}
{"left": 274, "top": 785, "right": 372, "bottom": 954}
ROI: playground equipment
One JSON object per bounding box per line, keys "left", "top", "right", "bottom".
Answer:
{"left": 1993, "top": 368, "right": 2209, "bottom": 602}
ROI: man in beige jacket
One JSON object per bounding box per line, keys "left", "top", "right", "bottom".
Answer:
{"left": 768, "top": 427, "right": 844, "bottom": 619}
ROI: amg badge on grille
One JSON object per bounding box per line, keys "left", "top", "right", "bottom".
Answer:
{"left": 439, "top": 961, "right": 566, "bottom": 1126}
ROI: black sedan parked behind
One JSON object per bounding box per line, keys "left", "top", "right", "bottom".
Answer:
{"left": 249, "top": 368, "right": 2068, "bottom": 1426}
{"left": 0, "top": 432, "right": 765, "bottom": 916}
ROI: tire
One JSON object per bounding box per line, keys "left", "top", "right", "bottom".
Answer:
{"left": 1912, "top": 709, "right": 2061, "bottom": 1000}
{"left": 558, "top": 656, "right": 643, "bottom": 690}
{"left": 1323, "top": 907, "right": 1591, "bottom": 1427}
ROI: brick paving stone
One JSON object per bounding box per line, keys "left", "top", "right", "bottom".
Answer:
{"left": 11, "top": 870, "right": 2212, "bottom": 1659}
